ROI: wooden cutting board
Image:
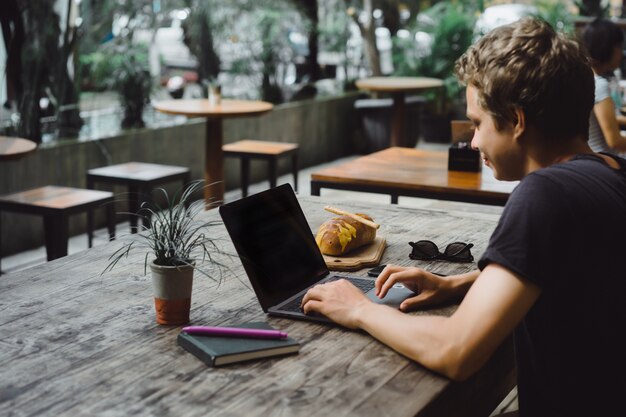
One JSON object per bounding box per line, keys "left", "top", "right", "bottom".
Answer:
{"left": 323, "top": 237, "right": 386, "bottom": 271}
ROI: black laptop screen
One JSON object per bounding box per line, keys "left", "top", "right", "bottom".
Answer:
{"left": 219, "top": 185, "right": 329, "bottom": 310}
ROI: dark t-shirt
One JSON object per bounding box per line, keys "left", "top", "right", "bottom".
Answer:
{"left": 478, "top": 154, "right": 626, "bottom": 417}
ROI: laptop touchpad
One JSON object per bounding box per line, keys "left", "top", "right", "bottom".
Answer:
{"left": 367, "top": 284, "right": 415, "bottom": 309}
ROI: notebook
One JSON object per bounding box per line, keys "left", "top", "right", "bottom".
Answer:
{"left": 177, "top": 322, "right": 300, "bottom": 367}
{"left": 219, "top": 184, "right": 414, "bottom": 324}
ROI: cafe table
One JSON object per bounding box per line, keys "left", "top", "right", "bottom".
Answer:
{"left": 356, "top": 76, "right": 444, "bottom": 148}
{"left": 311, "top": 147, "right": 518, "bottom": 206}
{"left": 0, "top": 135, "right": 37, "bottom": 161}
{"left": 0, "top": 196, "right": 514, "bottom": 417}
{"left": 153, "top": 99, "right": 273, "bottom": 207}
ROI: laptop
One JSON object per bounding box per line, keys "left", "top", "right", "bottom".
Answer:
{"left": 219, "top": 184, "right": 415, "bottom": 323}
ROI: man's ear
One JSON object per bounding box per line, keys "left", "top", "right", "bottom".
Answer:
{"left": 513, "top": 107, "right": 526, "bottom": 142}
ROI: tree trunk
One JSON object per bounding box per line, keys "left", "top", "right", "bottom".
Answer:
{"left": 348, "top": 0, "right": 382, "bottom": 76}
{"left": 0, "top": 0, "right": 24, "bottom": 108}
{"left": 361, "top": 23, "right": 381, "bottom": 76}
{"left": 295, "top": 0, "right": 321, "bottom": 81}
{"left": 56, "top": 0, "right": 83, "bottom": 138}
{"left": 18, "top": 65, "right": 44, "bottom": 142}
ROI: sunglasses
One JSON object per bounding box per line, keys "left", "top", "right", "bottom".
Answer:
{"left": 409, "top": 240, "right": 474, "bottom": 263}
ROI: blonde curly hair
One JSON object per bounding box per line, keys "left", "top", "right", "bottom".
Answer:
{"left": 455, "top": 18, "right": 594, "bottom": 141}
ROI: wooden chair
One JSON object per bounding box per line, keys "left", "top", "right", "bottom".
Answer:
{"left": 0, "top": 186, "right": 115, "bottom": 273}
{"left": 87, "top": 162, "right": 190, "bottom": 233}
{"left": 223, "top": 140, "right": 299, "bottom": 197}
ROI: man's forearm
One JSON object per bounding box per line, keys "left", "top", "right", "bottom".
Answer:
{"left": 447, "top": 270, "right": 480, "bottom": 298}
{"left": 353, "top": 270, "right": 480, "bottom": 379}
{"left": 354, "top": 302, "right": 460, "bottom": 378}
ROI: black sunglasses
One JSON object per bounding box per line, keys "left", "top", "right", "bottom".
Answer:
{"left": 409, "top": 240, "right": 474, "bottom": 263}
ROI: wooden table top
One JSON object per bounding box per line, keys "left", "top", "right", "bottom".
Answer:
{"left": 153, "top": 99, "right": 273, "bottom": 118}
{"left": 0, "top": 136, "right": 37, "bottom": 161}
{"left": 0, "top": 196, "right": 514, "bottom": 417}
{"left": 222, "top": 140, "right": 299, "bottom": 156}
{"left": 356, "top": 76, "right": 444, "bottom": 93}
{"left": 0, "top": 185, "right": 113, "bottom": 211}
{"left": 87, "top": 162, "right": 190, "bottom": 182}
{"left": 311, "top": 147, "right": 518, "bottom": 206}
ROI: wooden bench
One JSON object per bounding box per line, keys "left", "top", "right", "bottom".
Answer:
{"left": 87, "top": 162, "right": 190, "bottom": 233}
{"left": 223, "top": 140, "right": 299, "bottom": 197}
{"left": 0, "top": 186, "right": 115, "bottom": 273}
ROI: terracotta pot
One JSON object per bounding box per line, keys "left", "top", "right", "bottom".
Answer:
{"left": 149, "top": 261, "right": 194, "bottom": 325}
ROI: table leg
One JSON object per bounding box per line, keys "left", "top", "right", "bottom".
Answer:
{"left": 390, "top": 92, "right": 407, "bottom": 148}
{"left": 205, "top": 117, "right": 225, "bottom": 208}
{"left": 86, "top": 176, "right": 95, "bottom": 247}
{"left": 0, "top": 213, "right": 3, "bottom": 275}
{"left": 310, "top": 181, "right": 321, "bottom": 196}
{"left": 44, "top": 214, "right": 69, "bottom": 261}
{"left": 240, "top": 156, "right": 250, "bottom": 198}
{"left": 128, "top": 185, "right": 140, "bottom": 233}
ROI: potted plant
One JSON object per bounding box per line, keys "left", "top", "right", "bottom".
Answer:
{"left": 103, "top": 180, "right": 229, "bottom": 325}
{"left": 110, "top": 43, "right": 152, "bottom": 129}
{"left": 86, "top": 41, "right": 152, "bottom": 129}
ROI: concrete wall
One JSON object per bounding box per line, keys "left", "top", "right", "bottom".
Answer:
{"left": 0, "top": 93, "right": 360, "bottom": 256}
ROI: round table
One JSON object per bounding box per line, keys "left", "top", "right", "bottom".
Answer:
{"left": 0, "top": 136, "right": 37, "bottom": 161}
{"left": 355, "top": 77, "right": 444, "bottom": 148}
{"left": 153, "top": 99, "right": 273, "bottom": 207}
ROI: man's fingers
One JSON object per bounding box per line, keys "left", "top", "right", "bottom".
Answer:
{"left": 302, "top": 299, "right": 323, "bottom": 315}
{"left": 375, "top": 265, "right": 403, "bottom": 296}
{"left": 399, "top": 293, "right": 433, "bottom": 312}
{"left": 379, "top": 269, "right": 421, "bottom": 299}
{"left": 301, "top": 285, "right": 323, "bottom": 307}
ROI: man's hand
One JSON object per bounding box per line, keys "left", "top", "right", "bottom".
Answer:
{"left": 301, "top": 279, "right": 372, "bottom": 329}
{"left": 375, "top": 265, "right": 466, "bottom": 311}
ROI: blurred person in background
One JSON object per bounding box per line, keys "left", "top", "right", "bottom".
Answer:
{"left": 582, "top": 18, "right": 626, "bottom": 154}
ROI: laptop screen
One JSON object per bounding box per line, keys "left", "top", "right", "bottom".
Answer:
{"left": 219, "top": 184, "right": 329, "bottom": 311}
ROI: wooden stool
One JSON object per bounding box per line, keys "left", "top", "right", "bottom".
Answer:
{"left": 0, "top": 186, "right": 115, "bottom": 272}
{"left": 87, "top": 162, "right": 191, "bottom": 233}
{"left": 223, "top": 140, "right": 299, "bottom": 197}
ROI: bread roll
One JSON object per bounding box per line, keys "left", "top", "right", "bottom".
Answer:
{"left": 315, "top": 214, "right": 377, "bottom": 256}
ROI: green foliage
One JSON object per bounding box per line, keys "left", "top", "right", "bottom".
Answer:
{"left": 393, "top": 2, "right": 476, "bottom": 110}
{"left": 84, "top": 41, "right": 152, "bottom": 128}
{"left": 104, "top": 180, "right": 231, "bottom": 282}
{"left": 79, "top": 52, "right": 115, "bottom": 91}
{"left": 225, "top": 1, "right": 306, "bottom": 103}
{"left": 318, "top": 2, "right": 351, "bottom": 54}
{"left": 77, "top": 0, "right": 117, "bottom": 56}
{"left": 182, "top": 1, "right": 221, "bottom": 83}
{"left": 534, "top": 0, "right": 575, "bottom": 35}
{"left": 110, "top": 44, "right": 152, "bottom": 128}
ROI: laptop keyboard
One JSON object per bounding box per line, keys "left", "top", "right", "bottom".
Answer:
{"left": 280, "top": 276, "right": 376, "bottom": 312}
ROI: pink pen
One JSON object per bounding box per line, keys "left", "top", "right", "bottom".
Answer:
{"left": 182, "top": 326, "right": 288, "bottom": 339}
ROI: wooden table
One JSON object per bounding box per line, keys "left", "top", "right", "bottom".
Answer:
{"left": 311, "top": 147, "right": 518, "bottom": 206}
{"left": 0, "top": 196, "right": 514, "bottom": 417}
{"left": 153, "top": 99, "right": 273, "bottom": 207}
{"left": 356, "top": 77, "right": 444, "bottom": 147}
{"left": 0, "top": 135, "right": 37, "bottom": 161}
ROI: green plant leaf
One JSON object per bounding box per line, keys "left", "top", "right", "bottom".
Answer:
{"left": 102, "top": 180, "right": 232, "bottom": 284}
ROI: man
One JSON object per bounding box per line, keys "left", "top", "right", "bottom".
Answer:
{"left": 302, "top": 18, "right": 626, "bottom": 417}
